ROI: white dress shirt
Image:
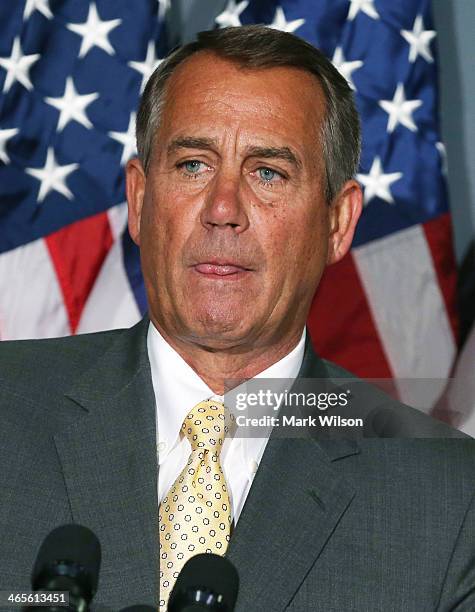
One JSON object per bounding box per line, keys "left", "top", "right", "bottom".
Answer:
{"left": 148, "top": 321, "right": 306, "bottom": 523}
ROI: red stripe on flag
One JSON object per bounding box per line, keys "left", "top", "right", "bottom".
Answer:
{"left": 423, "top": 213, "right": 459, "bottom": 343}
{"left": 45, "top": 213, "right": 114, "bottom": 334}
{"left": 307, "top": 251, "right": 393, "bottom": 378}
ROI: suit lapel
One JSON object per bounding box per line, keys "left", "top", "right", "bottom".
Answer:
{"left": 227, "top": 334, "right": 360, "bottom": 611}
{"left": 52, "top": 324, "right": 358, "bottom": 608}
{"left": 54, "top": 315, "right": 159, "bottom": 606}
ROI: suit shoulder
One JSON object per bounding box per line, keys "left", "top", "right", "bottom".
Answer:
{"left": 0, "top": 327, "right": 125, "bottom": 403}
{"left": 319, "top": 358, "right": 471, "bottom": 439}
{"left": 0, "top": 326, "right": 124, "bottom": 363}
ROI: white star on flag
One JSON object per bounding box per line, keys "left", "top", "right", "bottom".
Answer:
{"left": 357, "top": 156, "right": 403, "bottom": 205}
{"left": 215, "top": 0, "right": 249, "bottom": 28}
{"left": 109, "top": 112, "right": 137, "bottom": 166}
{"left": 26, "top": 148, "right": 79, "bottom": 203}
{"left": 67, "top": 2, "right": 121, "bottom": 58}
{"left": 401, "top": 15, "right": 436, "bottom": 63}
{"left": 128, "top": 41, "right": 163, "bottom": 93}
{"left": 347, "top": 0, "right": 380, "bottom": 21}
{"left": 268, "top": 6, "right": 305, "bottom": 33}
{"left": 0, "top": 37, "right": 40, "bottom": 93}
{"left": 45, "top": 77, "right": 99, "bottom": 132}
{"left": 0, "top": 128, "right": 19, "bottom": 164}
{"left": 157, "top": 0, "right": 170, "bottom": 21}
{"left": 332, "top": 47, "right": 363, "bottom": 90}
{"left": 379, "top": 83, "right": 422, "bottom": 133}
{"left": 23, "top": 0, "right": 53, "bottom": 20}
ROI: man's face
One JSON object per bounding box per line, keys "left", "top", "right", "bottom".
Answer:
{"left": 127, "top": 52, "right": 361, "bottom": 350}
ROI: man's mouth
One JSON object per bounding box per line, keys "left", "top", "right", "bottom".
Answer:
{"left": 193, "top": 262, "right": 252, "bottom": 277}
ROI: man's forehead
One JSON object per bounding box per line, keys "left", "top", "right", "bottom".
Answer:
{"left": 158, "top": 55, "right": 326, "bottom": 143}
{"left": 165, "top": 50, "right": 325, "bottom": 107}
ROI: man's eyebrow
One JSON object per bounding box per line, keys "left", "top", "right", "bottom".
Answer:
{"left": 246, "top": 146, "right": 302, "bottom": 170}
{"left": 166, "top": 137, "right": 302, "bottom": 170}
{"left": 167, "top": 136, "right": 218, "bottom": 155}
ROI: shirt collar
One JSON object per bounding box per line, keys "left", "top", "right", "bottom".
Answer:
{"left": 147, "top": 322, "right": 306, "bottom": 464}
{"left": 148, "top": 322, "right": 218, "bottom": 464}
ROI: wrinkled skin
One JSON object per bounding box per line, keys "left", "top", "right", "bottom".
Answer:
{"left": 126, "top": 52, "right": 362, "bottom": 392}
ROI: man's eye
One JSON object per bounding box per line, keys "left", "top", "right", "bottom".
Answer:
{"left": 258, "top": 167, "right": 280, "bottom": 182}
{"left": 177, "top": 160, "right": 207, "bottom": 177}
{"left": 184, "top": 159, "right": 203, "bottom": 174}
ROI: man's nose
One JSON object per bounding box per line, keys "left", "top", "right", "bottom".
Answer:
{"left": 200, "top": 169, "right": 250, "bottom": 233}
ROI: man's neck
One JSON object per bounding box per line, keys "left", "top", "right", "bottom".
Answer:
{"left": 150, "top": 319, "right": 305, "bottom": 395}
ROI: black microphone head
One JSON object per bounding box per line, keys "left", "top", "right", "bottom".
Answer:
{"left": 32, "top": 524, "right": 101, "bottom": 596}
{"left": 168, "top": 553, "right": 239, "bottom": 611}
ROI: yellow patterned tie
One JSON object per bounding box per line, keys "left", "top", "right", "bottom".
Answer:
{"left": 158, "top": 400, "right": 232, "bottom": 610}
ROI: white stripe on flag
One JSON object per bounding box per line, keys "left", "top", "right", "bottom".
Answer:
{"left": 76, "top": 233, "right": 141, "bottom": 334}
{"left": 446, "top": 325, "right": 475, "bottom": 437}
{"left": 107, "top": 202, "right": 128, "bottom": 241}
{"left": 353, "top": 225, "right": 456, "bottom": 410}
{"left": 0, "top": 239, "right": 70, "bottom": 340}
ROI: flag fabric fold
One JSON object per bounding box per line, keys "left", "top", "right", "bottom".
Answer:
{"left": 0, "top": 0, "right": 460, "bottom": 413}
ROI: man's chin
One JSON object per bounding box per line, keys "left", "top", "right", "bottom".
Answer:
{"left": 183, "top": 315, "right": 259, "bottom": 350}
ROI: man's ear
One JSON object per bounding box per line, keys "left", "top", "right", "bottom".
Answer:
{"left": 125, "top": 158, "right": 146, "bottom": 246}
{"left": 326, "top": 179, "right": 363, "bottom": 265}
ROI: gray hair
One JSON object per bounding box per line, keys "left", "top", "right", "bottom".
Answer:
{"left": 136, "top": 25, "right": 361, "bottom": 203}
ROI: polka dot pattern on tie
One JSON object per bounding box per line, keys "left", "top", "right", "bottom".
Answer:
{"left": 158, "top": 400, "right": 232, "bottom": 611}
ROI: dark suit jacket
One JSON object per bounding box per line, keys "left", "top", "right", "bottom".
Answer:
{"left": 1, "top": 315, "right": 474, "bottom": 611}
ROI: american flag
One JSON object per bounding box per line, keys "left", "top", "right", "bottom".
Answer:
{"left": 0, "top": 0, "right": 458, "bottom": 412}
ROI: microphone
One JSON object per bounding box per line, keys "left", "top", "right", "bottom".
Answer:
{"left": 31, "top": 524, "right": 101, "bottom": 612}
{"left": 167, "top": 554, "right": 239, "bottom": 611}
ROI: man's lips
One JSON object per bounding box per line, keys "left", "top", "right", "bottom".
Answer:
{"left": 193, "top": 263, "right": 252, "bottom": 276}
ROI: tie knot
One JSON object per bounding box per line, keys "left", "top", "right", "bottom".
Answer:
{"left": 182, "top": 400, "right": 228, "bottom": 452}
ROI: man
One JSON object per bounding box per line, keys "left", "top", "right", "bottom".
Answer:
{"left": 0, "top": 25, "right": 474, "bottom": 612}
